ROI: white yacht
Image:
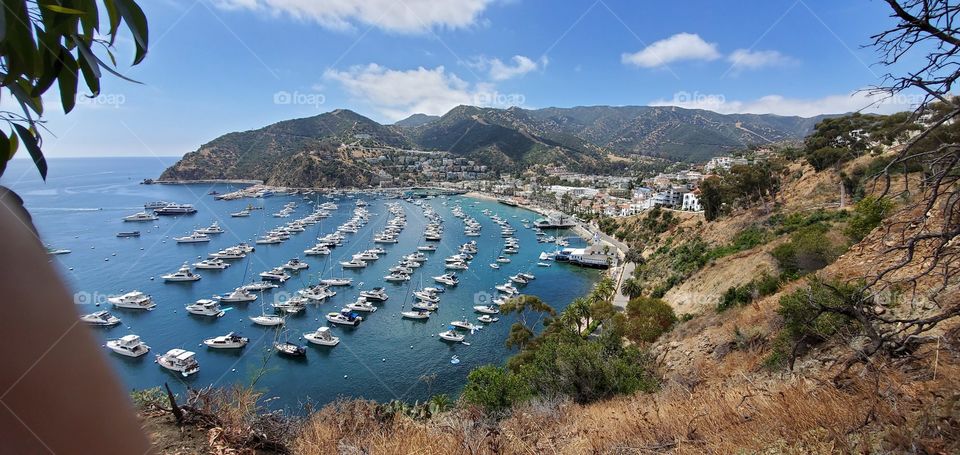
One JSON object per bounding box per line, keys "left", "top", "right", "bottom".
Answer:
{"left": 299, "top": 285, "right": 336, "bottom": 302}
{"left": 162, "top": 263, "right": 201, "bottom": 282}
{"left": 196, "top": 222, "right": 224, "bottom": 234}
{"left": 241, "top": 282, "right": 278, "bottom": 292}
{"left": 438, "top": 329, "right": 465, "bottom": 342}
{"left": 509, "top": 274, "right": 530, "bottom": 285}
{"left": 384, "top": 273, "right": 410, "bottom": 282}
{"left": 209, "top": 248, "right": 246, "bottom": 260}
{"left": 193, "top": 258, "right": 229, "bottom": 270}
{"left": 80, "top": 310, "right": 121, "bottom": 326}
{"left": 477, "top": 315, "right": 500, "bottom": 323}
{"left": 401, "top": 310, "right": 431, "bottom": 320}
{"left": 218, "top": 288, "right": 257, "bottom": 303}
{"left": 144, "top": 201, "right": 171, "bottom": 210}
{"left": 451, "top": 319, "right": 480, "bottom": 331}
{"left": 203, "top": 332, "right": 249, "bottom": 349}
{"left": 259, "top": 268, "right": 290, "bottom": 282}
{"left": 154, "top": 204, "right": 197, "bottom": 215}
{"left": 255, "top": 235, "right": 282, "bottom": 244}
{"left": 417, "top": 245, "right": 437, "bottom": 252}
{"left": 272, "top": 297, "right": 307, "bottom": 314}
{"left": 304, "top": 245, "right": 331, "bottom": 255}
{"left": 123, "top": 211, "right": 158, "bottom": 222}
{"left": 489, "top": 263, "right": 500, "bottom": 270}
{"left": 156, "top": 349, "right": 199, "bottom": 377}
{"left": 326, "top": 310, "right": 362, "bottom": 326}
{"left": 473, "top": 305, "right": 500, "bottom": 314}
{"left": 174, "top": 232, "right": 211, "bottom": 243}
{"left": 433, "top": 273, "right": 459, "bottom": 286}
{"left": 250, "top": 314, "right": 285, "bottom": 326}
{"left": 496, "top": 256, "right": 511, "bottom": 263}
{"left": 107, "top": 291, "right": 156, "bottom": 310}
{"left": 496, "top": 283, "right": 519, "bottom": 295}
{"left": 106, "top": 334, "right": 150, "bottom": 357}
{"left": 340, "top": 258, "right": 367, "bottom": 269}
{"left": 303, "top": 327, "right": 340, "bottom": 346}
{"left": 359, "top": 287, "right": 388, "bottom": 302}
{"left": 345, "top": 298, "right": 377, "bottom": 313}
{"left": 411, "top": 300, "right": 438, "bottom": 311}
{"left": 185, "top": 299, "right": 225, "bottom": 317}
{"left": 414, "top": 290, "right": 440, "bottom": 303}
{"left": 230, "top": 210, "right": 251, "bottom": 217}
{"left": 281, "top": 258, "right": 309, "bottom": 271}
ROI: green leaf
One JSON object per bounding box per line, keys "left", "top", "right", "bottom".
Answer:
{"left": 0, "top": 131, "right": 10, "bottom": 178}
{"left": 113, "top": 0, "right": 149, "bottom": 64}
{"left": 58, "top": 51, "right": 80, "bottom": 114}
{"left": 41, "top": 5, "right": 87, "bottom": 15}
{"left": 13, "top": 124, "right": 47, "bottom": 181}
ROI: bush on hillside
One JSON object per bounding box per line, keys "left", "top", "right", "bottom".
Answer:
{"left": 845, "top": 196, "right": 893, "bottom": 242}
{"left": 625, "top": 296, "right": 677, "bottom": 343}
{"left": 772, "top": 224, "right": 845, "bottom": 278}
{"left": 461, "top": 365, "right": 531, "bottom": 413}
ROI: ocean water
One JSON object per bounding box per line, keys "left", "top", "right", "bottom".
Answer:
{"left": 1, "top": 157, "right": 599, "bottom": 410}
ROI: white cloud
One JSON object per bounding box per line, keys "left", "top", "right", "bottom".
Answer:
{"left": 727, "top": 49, "right": 796, "bottom": 72}
{"left": 324, "top": 64, "right": 526, "bottom": 121}
{"left": 649, "top": 91, "right": 921, "bottom": 117}
{"left": 211, "top": 0, "right": 494, "bottom": 33}
{"left": 483, "top": 55, "right": 548, "bottom": 81}
{"left": 622, "top": 33, "right": 720, "bottom": 68}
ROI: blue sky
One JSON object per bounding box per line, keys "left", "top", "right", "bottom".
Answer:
{"left": 32, "top": 0, "right": 920, "bottom": 157}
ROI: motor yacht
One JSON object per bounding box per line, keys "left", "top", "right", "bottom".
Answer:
{"left": 123, "top": 211, "right": 158, "bottom": 222}
{"left": 509, "top": 274, "right": 530, "bottom": 285}
{"left": 354, "top": 251, "right": 379, "bottom": 261}
{"left": 414, "top": 290, "right": 440, "bottom": 303}
{"left": 230, "top": 210, "right": 251, "bottom": 217}
{"left": 81, "top": 310, "right": 122, "bottom": 326}
{"left": 537, "top": 262, "right": 552, "bottom": 267}
{"left": 326, "top": 310, "right": 363, "bottom": 326}
{"left": 433, "top": 273, "right": 459, "bottom": 286}
{"left": 438, "top": 329, "right": 465, "bottom": 342}
{"left": 340, "top": 258, "right": 367, "bottom": 269}
{"left": 473, "top": 305, "right": 500, "bottom": 314}
{"left": 174, "top": 232, "right": 211, "bottom": 243}
{"left": 299, "top": 285, "right": 335, "bottom": 302}
{"left": 417, "top": 245, "right": 437, "bottom": 252}
{"left": 116, "top": 231, "right": 141, "bottom": 238}
{"left": 496, "top": 256, "right": 511, "bottom": 263}
{"left": 477, "top": 315, "right": 500, "bottom": 323}
{"left": 195, "top": 222, "right": 224, "bottom": 235}
{"left": 445, "top": 261, "right": 469, "bottom": 271}
{"left": 157, "top": 349, "right": 199, "bottom": 377}
{"left": 489, "top": 263, "right": 500, "bottom": 270}
{"left": 193, "top": 258, "right": 230, "bottom": 270}
{"left": 411, "top": 300, "right": 439, "bottom": 311}
{"left": 163, "top": 263, "right": 201, "bottom": 282}
{"left": 144, "top": 201, "right": 170, "bottom": 210}
{"left": 250, "top": 314, "right": 285, "bottom": 326}
{"left": 401, "top": 310, "right": 431, "bottom": 320}
{"left": 218, "top": 288, "right": 257, "bottom": 303}
{"left": 203, "top": 332, "right": 249, "bottom": 349}
{"left": 272, "top": 297, "right": 307, "bottom": 314}
{"left": 304, "top": 245, "right": 331, "bottom": 255}
{"left": 451, "top": 319, "right": 480, "bottom": 331}
{"left": 359, "top": 287, "right": 388, "bottom": 301}
{"left": 496, "top": 283, "right": 519, "bottom": 295}
{"left": 241, "top": 282, "right": 278, "bottom": 292}
{"left": 209, "top": 248, "right": 246, "bottom": 260}
{"left": 255, "top": 236, "right": 282, "bottom": 244}
{"left": 346, "top": 298, "right": 377, "bottom": 312}
{"left": 107, "top": 291, "right": 156, "bottom": 310}
{"left": 106, "top": 334, "right": 150, "bottom": 357}
{"left": 274, "top": 341, "right": 307, "bottom": 357}
{"left": 303, "top": 327, "right": 340, "bottom": 346}
{"left": 185, "top": 299, "right": 225, "bottom": 317}
{"left": 384, "top": 273, "right": 410, "bottom": 282}
{"left": 235, "top": 243, "right": 255, "bottom": 253}
{"left": 281, "top": 258, "right": 309, "bottom": 271}
{"left": 259, "top": 268, "right": 290, "bottom": 282}
{"left": 320, "top": 277, "right": 353, "bottom": 286}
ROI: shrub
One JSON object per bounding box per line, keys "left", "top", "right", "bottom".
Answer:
{"left": 772, "top": 224, "right": 845, "bottom": 278}
{"left": 845, "top": 196, "right": 893, "bottom": 242}
{"left": 461, "top": 365, "right": 531, "bottom": 413}
{"left": 717, "top": 273, "right": 781, "bottom": 312}
{"left": 625, "top": 296, "right": 677, "bottom": 343}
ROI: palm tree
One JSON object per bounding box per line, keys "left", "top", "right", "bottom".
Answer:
{"left": 591, "top": 276, "right": 616, "bottom": 304}
{"left": 621, "top": 277, "right": 644, "bottom": 299}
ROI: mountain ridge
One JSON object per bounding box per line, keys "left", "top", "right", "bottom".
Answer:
{"left": 160, "top": 105, "right": 831, "bottom": 186}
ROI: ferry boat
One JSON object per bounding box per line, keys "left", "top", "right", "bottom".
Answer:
{"left": 154, "top": 204, "right": 197, "bottom": 215}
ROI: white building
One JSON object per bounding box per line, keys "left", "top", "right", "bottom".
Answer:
{"left": 704, "top": 156, "right": 748, "bottom": 172}
{"left": 681, "top": 192, "right": 703, "bottom": 212}
{"left": 651, "top": 186, "right": 685, "bottom": 208}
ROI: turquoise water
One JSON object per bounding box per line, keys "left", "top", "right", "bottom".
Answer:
{"left": 1, "top": 157, "right": 599, "bottom": 410}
